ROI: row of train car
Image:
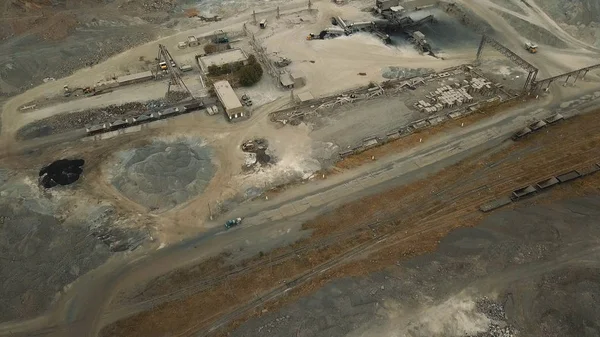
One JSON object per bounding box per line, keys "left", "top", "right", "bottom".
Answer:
{"left": 85, "top": 100, "right": 208, "bottom": 135}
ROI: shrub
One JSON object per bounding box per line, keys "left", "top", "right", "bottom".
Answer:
{"left": 238, "top": 63, "right": 263, "bottom": 86}
{"left": 204, "top": 43, "right": 218, "bottom": 55}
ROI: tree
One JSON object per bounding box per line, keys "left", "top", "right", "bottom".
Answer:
{"left": 204, "top": 43, "right": 218, "bottom": 55}
{"left": 237, "top": 61, "right": 263, "bottom": 86}
{"left": 208, "top": 65, "right": 221, "bottom": 75}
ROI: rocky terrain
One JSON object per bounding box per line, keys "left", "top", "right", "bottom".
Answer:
{"left": 0, "top": 168, "right": 145, "bottom": 321}
{"left": 231, "top": 196, "right": 600, "bottom": 337}
{"left": 536, "top": 0, "right": 600, "bottom": 47}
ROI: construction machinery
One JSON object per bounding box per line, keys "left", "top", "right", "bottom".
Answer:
{"left": 212, "top": 30, "right": 229, "bottom": 44}
{"left": 525, "top": 41, "right": 538, "bottom": 53}
{"left": 408, "top": 31, "right": 432, "bottom": 54}
{"left": 225, "top": 217, "right": 242, "bottom": 229}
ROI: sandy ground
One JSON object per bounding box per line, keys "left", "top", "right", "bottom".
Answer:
{"left": 258, "top": 3, "right": 471, "bottom": 97}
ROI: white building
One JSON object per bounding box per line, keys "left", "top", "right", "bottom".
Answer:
{"left": 213, "top": 80, "right": 244, "bottom": 120}
{"left": 199, "top": 49, "right": 248, "bottom": 73}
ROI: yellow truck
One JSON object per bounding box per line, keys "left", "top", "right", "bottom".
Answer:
{"left": 525, "top": 42, "right": 538, "bottom": 53}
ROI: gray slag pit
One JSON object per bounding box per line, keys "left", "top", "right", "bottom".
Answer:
{"left": 111, "top": 139, "right": 214, "bottom": 211}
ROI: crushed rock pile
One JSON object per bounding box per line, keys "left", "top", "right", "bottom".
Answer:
{"left": 17, "top": 100, "right": 172, "bottom": 140}
{"left": 111, "top": 139, "right": 214, "bottom": 211}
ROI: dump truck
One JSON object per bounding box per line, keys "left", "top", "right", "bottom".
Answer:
{"left": 525, "top": 41, "right": 538, "bottom": 53}
{"left": 225, "top": 217, "right": 242, "bottom": 229}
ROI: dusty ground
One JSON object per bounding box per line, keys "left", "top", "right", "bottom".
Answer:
{"left": 0, "top": 166, "right": 146, "bottom": 322}
{"left": 231, "top": 195, "right": 600, "bottom": 337}
{"left": 98, "top": 104, "right": 600, "bottom": 337}
{"left": 2, "top": 0, "right": 600, "bottom": 336}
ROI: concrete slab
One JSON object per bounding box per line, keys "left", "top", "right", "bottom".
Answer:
{"left": 536, "top": 177, "right": 559, "bottom": 190}
{"left": 529, "top": 120, "right": 547, "bottom": 131}
{"left": 556, "top": 170, "right": 582, "bottom": 183}
{"left": 511, "top": 185, "right": 537, "bottom": 200}
{"left": 479, "top": 196, "right": 512, "bottom": 212}
{"left": 448, "top": 110, "right": 464, "bottom": 119}
{"left": 544, "top": 113, "right": 564, "bottom": 124}
{"left": 411, "top": 120, "right": 428, "bottom": 129}
{"left": 577, "top": 164, "right": 600, "bottom": 177}
{"left": 428, "top": 116, "right": 445, "bottom": 126}
{"left": 511, "top": 127, "right": 532, "bottom": 140}
{"left": 363, "top": 138, "right": 379, "bottom": 148}
{"left": 339, "top": 150, "right": 354, "bottom": 157}
{"left": 386, "top": 131, "right": 401, "bottom": 140}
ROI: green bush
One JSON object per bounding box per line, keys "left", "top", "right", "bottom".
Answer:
{"left": 237, "top": 55, "right": 263, "bottom": 87}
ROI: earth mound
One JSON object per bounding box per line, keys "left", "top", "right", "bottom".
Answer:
{"left": 111, "top": 139, "right": 214, "bottom": 211}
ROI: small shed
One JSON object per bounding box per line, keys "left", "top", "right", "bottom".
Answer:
{"left": 280, "top": 73, "right": 294, "bottom": 88}
{"left": 290, "top": 70, "right": 305, "bottom": 88}
{"left": 188, "top": 36, "right": 199, "bottom": 47}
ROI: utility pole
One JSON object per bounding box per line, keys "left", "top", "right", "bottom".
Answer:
{"left": 308, "top": 0, "right": 312, "bottom": 12}
{"left": 253, "top": 10, "right": 257, "bottom": 24}
{"left": 276, "top": 6, "right": 280, "bottom": 19}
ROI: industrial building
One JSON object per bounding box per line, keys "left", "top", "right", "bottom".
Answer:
{"left": 290, "top": 70, "right": 306, "bottom": 88}
{"left": 279, "top": 70, "right": 306, "bottom": 89}
{"left": 116, "top": 71, "right": 154, "bottom": 86}
{"left": 213, "top": 80, "right": 245, "bottom": 120}
{"left": 199, "top": 49, "right": 248, "bottom": 73}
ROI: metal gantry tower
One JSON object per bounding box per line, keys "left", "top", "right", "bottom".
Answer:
{"left": 156, "top": 44, "right": 193, "bottom": 98}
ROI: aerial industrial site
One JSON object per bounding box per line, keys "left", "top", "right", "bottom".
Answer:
{"left": 1, "top": 0, "right": 600, "bottom": 336}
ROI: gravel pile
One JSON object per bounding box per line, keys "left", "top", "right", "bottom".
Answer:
{"left": 111, "top": 139, "right": 214, "bottom": 211}
{"left": 382, "top": 66, "right": 433, "bottom": 79}
{"left": 497, "top": 12, "right": 568, "bottom": 48}
{"left": 16, "top": 101, "right": 171, "bottom": 140}
{"left": 165, "top": 90, "right": 191, "bottom": 104}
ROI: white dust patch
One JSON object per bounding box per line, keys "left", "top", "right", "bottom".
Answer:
{"left": 234, "top": 123, "right": 338, "bottom": 191}
{"left": 349, "top": 292, "right": 491, "bottom": 337}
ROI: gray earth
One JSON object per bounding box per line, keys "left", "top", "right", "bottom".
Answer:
{"left": 0, "top": 169, "right": 144, "bottom": 322}
{"left": 537, "top": 0, "right": 600, "bottom": 47}
{"left": 497, "top": 11, "right": 569, "bottom": 48}
{"left": 111, "top": 139, "right": 214, "bottom": 211}
{"left": 231, "top": 196, "right": 600, "bottom": 337}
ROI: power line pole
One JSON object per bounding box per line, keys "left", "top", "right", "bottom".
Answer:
{"left": 276, "top": 6, "right": 280, "bottom": 19}
{"left": 253, "top": 9, "right": 257, "bottom": 24}
{"left": 308, "top": 0, "right": 312, "bottom": 12}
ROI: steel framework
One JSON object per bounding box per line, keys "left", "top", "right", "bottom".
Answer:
{"left": 156, "top": 44, "right": 193, "bottom": 98}
{"left": 531, "top": 63, "right": 600, "bottom": 91}
{"left": 475, "top": 35, "right": 538, "bottom": 92}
